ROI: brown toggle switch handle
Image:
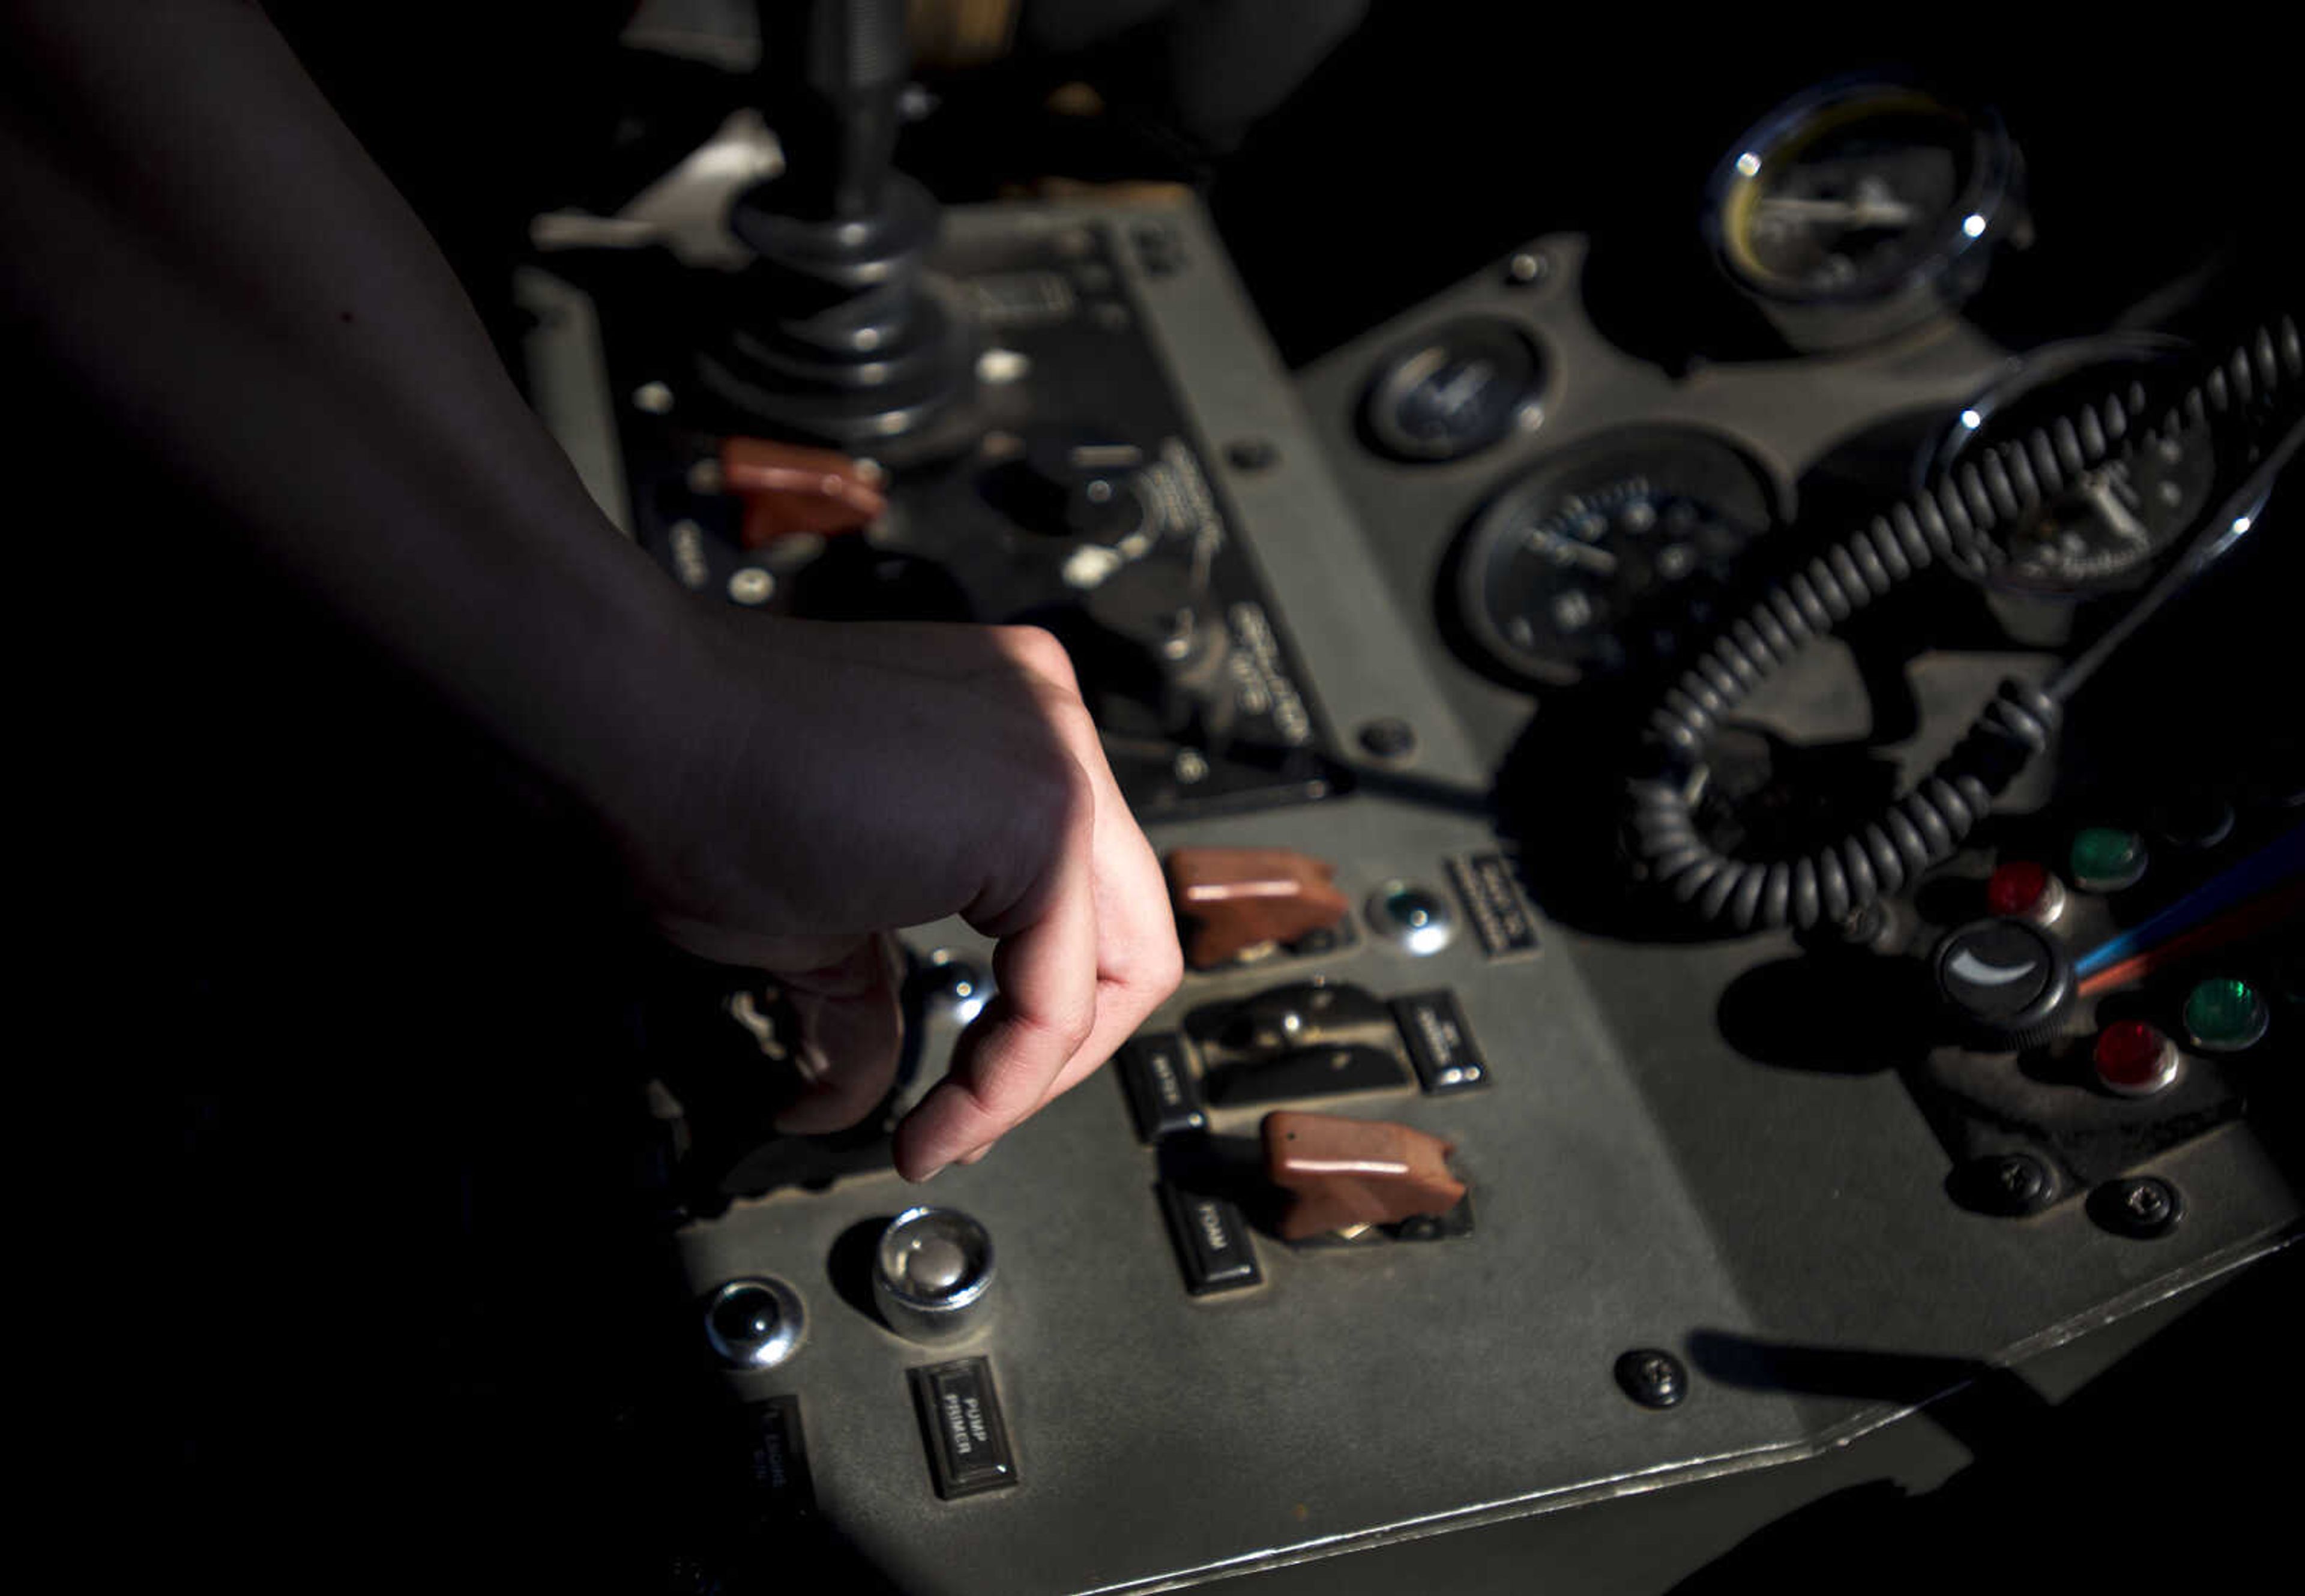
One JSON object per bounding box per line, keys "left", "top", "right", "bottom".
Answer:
{"left": 719, "top": 436, "right": 887, "bottom": 549}
{"left": 1164, "top": 847, "right": 1351, "bottom": 970}
{"left": 1262, "top": 1111, "right": 1465, "bottom": 1241}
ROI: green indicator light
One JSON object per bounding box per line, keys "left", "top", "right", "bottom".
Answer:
{"left": 2183, "top": 977, "right": 2268, "bottom": 1053}
{"left": 2069, "top": 827, "right": 2148, "bottom": 891}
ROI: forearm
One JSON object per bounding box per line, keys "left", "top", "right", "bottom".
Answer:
{"left": 4, "top": 4, "right": 1183, "bottom": 1166}
{"left": 0, "top": 1, "right": 699, "bottom": 828}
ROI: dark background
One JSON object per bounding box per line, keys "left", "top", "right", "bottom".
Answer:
{"left": 264, "top": 1, "right": 2297, "bottom": 366}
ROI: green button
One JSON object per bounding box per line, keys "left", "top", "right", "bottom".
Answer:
{"left": 2069, "top": 827, "right": 2147, "bottom": 891}
{"left": 2183, "top": 977, "right": 2268, "bottom": 1052}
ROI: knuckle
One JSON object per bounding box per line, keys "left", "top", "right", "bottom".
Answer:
{"left": 997, "top": 624, "right": 1079, "bottom": 689}
{"left": 1000, "top": 992, "right": 1088, "bottom": 1052}
{"left": 1019, "top": 744, "right": 1095, "bottom": 833}
{"left": 1047, "top": 697, "right": 1100, "bottom": 757}
{"left": 1014, "top": 998, "right": 1095, "bottom": 1059}
{"left": 1143, "top": 935, "right": 1185, "bottom": 998}
{"left": 1105, "top": 929, "right": 1184, "bottom": 1002}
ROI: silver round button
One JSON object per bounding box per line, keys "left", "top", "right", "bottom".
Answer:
{"left": 873, "top": 1206, "right": 995, "bottom": 1344}
{"left": 704, "top": 1277, "right": 806, "bottom": 1370}
{"left": 908, "top": 1237, "right": 969, "bottom": 1293}
{"left": 1365, "top": 881, "right": 1456, "bottom": 956}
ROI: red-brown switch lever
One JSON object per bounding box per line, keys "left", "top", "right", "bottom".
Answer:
{"left": 1262, "top": 1111, "right": 1466, "bottom": 1241}
{"left": 719, "top": 436, "right": 886, "bottom": 549}
{"left": 1164, "top": 847, "right": 1351, "bottom": 970}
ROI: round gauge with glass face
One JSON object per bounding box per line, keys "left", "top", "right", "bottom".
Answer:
{"left": 1451, "top": 427, "right": 1781, "bottom": 687}
{"left": 1929, "top": 336, "right": 2216, "bottom": 597}
{"left": 1361, "top": 318, "right": 1546, "bottom": 463}
{"left": 1707, "top": 81, "right": 2019, "bottom": 349}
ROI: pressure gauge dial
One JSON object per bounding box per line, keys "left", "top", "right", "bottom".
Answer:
{"left": 1360, "top": 318, "right": 1546, "bottom": 463}
{"left": 1706, "top": 80, "right": 2021, "bottom": 351}
{"left": 1929, "top": 335, "right": 2216, "bottom": 598}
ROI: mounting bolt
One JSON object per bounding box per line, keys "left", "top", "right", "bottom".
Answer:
{"left": 1505, "top": 251, "right": 1551, "bottom": 287}
{"left": 1957, "top": 1152, "right": 2057, "bottom": 1216}
{"left": 1615, "top": 1348, "right": 1687, "bottom": 1409}
{"left": 2090, "top": 1176, "right": 2183, "bottom": 1239}
{"left": 1356, "top": 717, "right": 1418, "bottom": 762}
{"left": 1827, "top": 899, "right": 1894, "bottom": 950}
{"left": 1225, "top": 438, "right": 1277, "bottom": 472}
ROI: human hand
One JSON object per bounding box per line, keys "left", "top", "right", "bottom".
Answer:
{"left": 619, "top": 615, "right": 1183, "bottom": 1181}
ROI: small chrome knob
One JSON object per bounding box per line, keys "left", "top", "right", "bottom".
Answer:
{"left": 873, "top": 1206, "right": 995, "bottom": 1343}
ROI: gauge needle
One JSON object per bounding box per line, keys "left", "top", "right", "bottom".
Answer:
{"left": 1530, "top": 532, "right": 1620, "bottom": 574}
{"left": 1756, "top": 195, "right": 1918, "bottom": 228}
{"left": 2081, "top": 474, "right": 2153, "bottom": 545}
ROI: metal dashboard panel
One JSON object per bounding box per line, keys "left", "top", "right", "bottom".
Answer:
{"left": 659, "top": 202, "right": 1813, "bottom": 1594}
{"left": 1295, "top": 235, "right": 2301, "bottom": 1433}
{"left": 526, "top": 203, "right": 2300, "bottom": 1595}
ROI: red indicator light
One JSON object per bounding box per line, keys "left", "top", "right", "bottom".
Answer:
{"left": 1987, "top": 860, "right": 2049, "bottom": 917}
{"left": 2093, "top": 1020, "right": 2179, "bottom": 1095}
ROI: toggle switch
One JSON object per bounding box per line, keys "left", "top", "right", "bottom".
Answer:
{"left": 1216, "top": 979, "right": 1391, "bottom": 1055}
{"left": 1195, "top": 980, "right": 1409, "bottom": 1107}
{"left": 1165, "top": 848, "right": 1352, "bottom": 969}
{"left": 1261, "top": 1111, "right": 1466, "bottom": 1242}
{"left": 717, "top": 436, "right": 887, "bottom": 549}
{"left": 1207, "top": 1044, "right": 1407, "bottom": 1108}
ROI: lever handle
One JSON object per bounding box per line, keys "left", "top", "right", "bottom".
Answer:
{"left": 1262, "top": 1111, "right": 1465, "bottom": 1241}
{"left": 755, "top": 0, "right": 911, "bottom": 219}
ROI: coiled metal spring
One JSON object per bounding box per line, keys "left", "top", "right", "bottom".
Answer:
{"left": 1626, "top": 315, "right": 2301, "bottom": 934}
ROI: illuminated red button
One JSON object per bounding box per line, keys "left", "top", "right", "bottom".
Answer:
{"left": 2093, "top": 1020, "right": 2180, "bottom": 1096}
{"left": 1986, "top": 860, "right": 2065, "bottom": 924}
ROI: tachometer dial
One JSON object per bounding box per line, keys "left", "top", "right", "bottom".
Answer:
{"left": 1451, "top": 427, "right": 1781, "bottom": 687}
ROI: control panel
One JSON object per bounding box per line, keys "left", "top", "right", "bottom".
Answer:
{"left": 518, "top": 17, "right": 2300, "bottom": 1593}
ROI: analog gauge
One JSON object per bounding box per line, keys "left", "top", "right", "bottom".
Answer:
{"left": 1451, "top": 427, "right": 1780, "bottom": 687}
{"left": 1706, "top": 81, "right": 2020, "bottom": 351}
{"left": 1928, "top": 334, "right": 2216, "bottom": 597}
{"left": 1361, "top": 318, "right": 1546, "bottom": 462}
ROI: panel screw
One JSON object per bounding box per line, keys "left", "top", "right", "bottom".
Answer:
{"left": 1506, "top": 251, "right": 1551, "bottom": 286}
{"left": 1828, "top": 899, "right": 1893, "bottom": 949}
{"left": 2089, "top": 1176, "right": 2183, "bottom": 1239}
{"left": 1615, "top": 1348, "right": 1687, "bottom": 1409}
{"left": 1356, "top": 718, "right": 1417, "bottom": 762}
{"left": 1956, "top": 1152, "right": 2056, "bottom": 1216}
{"left": 1226, "top": 438, "right": 1277, "bottom": 472}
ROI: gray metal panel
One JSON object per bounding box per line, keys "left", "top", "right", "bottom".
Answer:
{"left": 1296, "top": 235, "right": 2014, "bottom": 758}
{"left": 663, "top": 202, "right": 1814, "bottom": 1595}
{"left": 1295, "top": 233, "right": 2301, "bottom": 1433}
{"left": 524, "top": 204, "right": 2299, "bottom": 1596}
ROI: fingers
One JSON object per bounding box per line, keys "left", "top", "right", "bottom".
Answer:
{"left": 891, "top": 756, "right": 1101, "bottom": 1181}
{"left": 920, "top": 625, "right": 1179, "bottom": 1173}
{"left": 770, "top": 933, "right": 906, "bottom": 1134}
{"left": 907, "top": 697, "right": 1181, "bottom": 1177}
{"left": 1020, "top": 744, "right": 1180, "bottom": 1116}
{"left": 656, "top": 618, "right": 1181, "bottom": 1177}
